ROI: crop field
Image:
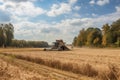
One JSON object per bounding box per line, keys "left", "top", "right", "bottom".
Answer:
{"left": 0, "top": 48, "right": 120, "bottom": 80}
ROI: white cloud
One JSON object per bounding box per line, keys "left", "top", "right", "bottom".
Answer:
{"left": 92, "top": 13, "right": 97, "bottom": 17}
{"left": 115, "top": 6, "right": 120, "bottom": 12}
{"left": 2, "top": 0, "right": 36, "bottom": 3}
{"left": 74, "top": 6, "right": 81, "bottom": 10}
{"left": 73, "top": 13, "right": 80, "bottom": 17}
{"left": 89, "top": 0, "right": 110, "bottom": 6}
{"left": 11, "top": 18, "right": 95, "bottom": 43}
{"left": 47, "top": 0, "right": 78, "bottom": 17}
{"left": 89, "top": 0, "right": 95, "bottom": 5}
{"left": 0, "top": 0, "right": 3, "bottom": 3}
{"left": 47, "top": 3, "right": 71, "bottom": 17}
{"left": 69, "top": 0, "right": 77, "bottom": 5}
{"left": 14, "top": 2, "right": 45, "bottom": 17}
{"left": 0, "top": 1, "right": 45, "bottom": 17}
{"left": 97, "top": 0, "right": 109, "bottom": 6}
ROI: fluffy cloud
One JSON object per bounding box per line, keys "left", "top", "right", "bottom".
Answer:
{"left": 47, "top": 0, "right": 78, "bottom": 17}
{"left": 116, "top": 6, "right": 120, "bottom": 12}
{"left": 97, "top": 0, "right": 109, "bottom": 6}
{"left": 47, "top": 3, "right": 71, "bottom": 17}
{"left": 1, "top": 0, "right": 36, "bottom": 3}
{"left": 73, "top": 13, "right": 80, "bottom": 17}
{"left": 0, "top": 0, "right": 3, "bottom": 3}
{"left": 92, "top": 13, "right": 97, "bottom": 17}
{"left": 13, "top": 2, "right": 45, "bottom": 17}
{"left": 41, "top": 27, "right": 60, "bottom": 34}
{"left": 89, "top": 0, "right": 110, "bottom": 6}
{"left": 69, "top": 0, "right": 77, "bottom": 5}
{"left": 89, "top": 0, "right": 95, "bottom": 5}
{"left": 74, "top": 6, "right": 81, "bottom": 10}
{"left": 0, "top": 1, "right": 45, "bottom": 18}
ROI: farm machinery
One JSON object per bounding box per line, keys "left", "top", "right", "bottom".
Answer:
{"left": 44, "top": 40, "right": 70, "bottom": 51}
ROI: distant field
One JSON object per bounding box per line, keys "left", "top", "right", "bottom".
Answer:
{"left": 0, "top": 48, "right": 120, "bottom": 80}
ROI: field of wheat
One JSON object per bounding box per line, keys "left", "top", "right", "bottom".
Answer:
{"left": 0, "top": 48, "right": 120, "bottom": 80}
{"left": 0, "top": 57, "right": 49, "bottom": 80}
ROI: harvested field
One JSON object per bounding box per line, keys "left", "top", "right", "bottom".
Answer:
{"left": 0, "top": 54, "right": 85, "bottom": 80}
{"left": 0, "top": 57, "right": 47, "bottom": 80}
{"left": 0, "top": 48, "right": 120, "bottom": 80}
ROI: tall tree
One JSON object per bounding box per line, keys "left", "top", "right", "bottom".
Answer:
{"left": 102, "top": 24, "right": 112, "bottom": 46}
{"left": 86, "top": 28, "right": 102, "bottom": 46}
{"left": 76, "top": 28, "right": 86, "bottom": 46}
{"left": 0, "top": 23, "right": 14, "bottom": 47}
{"left": 4, "top": 23, "right": 14, "bottom": 47}
{"left": 0, "top": 27, "right": 5, "bottom": 47}
{"left": 73, "top": 37, "right": 77, "bottom": 46}
{"left": 111, "top": 19, "right": 120, "bottom": 46}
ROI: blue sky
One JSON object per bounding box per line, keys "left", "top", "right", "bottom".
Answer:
{"left": 0, "top": 0, "right": 120, "bottom": 44}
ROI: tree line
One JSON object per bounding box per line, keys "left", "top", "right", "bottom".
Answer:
{"left": 0, "top": 23, "right": 49, "bottom": 48}
{"left": 11, "top": 40, "right": 48, "bottom": 48}
{"left": 73, "top": 19, "right": 120, "bottom": 47}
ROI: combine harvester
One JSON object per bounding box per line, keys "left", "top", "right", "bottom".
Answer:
{"left": 44, "top": 40, "right": 70, "bottom": 51}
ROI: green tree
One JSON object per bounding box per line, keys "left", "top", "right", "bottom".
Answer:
{"left": 0, "top": 27, "right": 5, "bottom": 47}
{"left": 102, "top": 19, "right": 120, "bottom": 47}
{"left": 86, "top": 28, "right": 102, "bottom": 47}
{"left": 73, "top": 37, "right": 77, "bottom": 46}
{"left": 73, "top": 18, "right": 120, "bottom": 47}
{"left": 102, "top": 24, "right": 112, "bottom": 46}
{"left": 0, "top": 23, "right": 14, "bottom": 47}
{"left": 111, "top": 19, "right": 120, "bottom": 46}
{"left": 4, "top": 23, "right": 14, "bottom": 47}
{"left": 76, "top": 29, "right": 86, "bottom": 46}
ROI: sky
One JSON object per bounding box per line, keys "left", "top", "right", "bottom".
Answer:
{"left": 0, "top": 0, "right": 120, "bottom": 44}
